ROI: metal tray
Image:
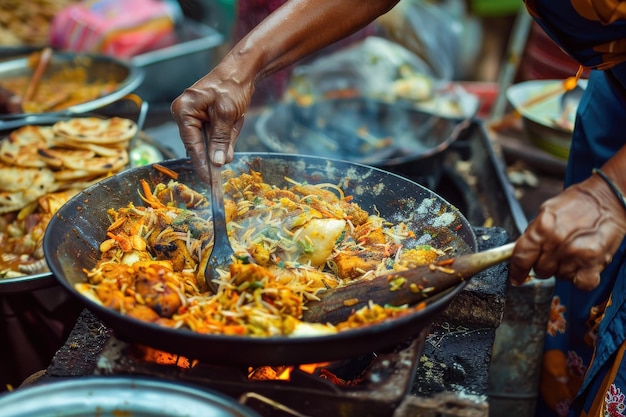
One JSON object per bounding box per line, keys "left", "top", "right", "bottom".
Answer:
{"left": 0, "top": 19, "right": 222, "bottom": 105}
{"left": 0, "top": 51, "right": 144, "bottom": 120}
{"left": 0, "top": 108, "right": 174, "bottom": 294}
{"left": 0, "top": 376, "right": 260, "bottom": 417}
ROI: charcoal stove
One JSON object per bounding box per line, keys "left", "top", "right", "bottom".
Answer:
{"left": 19, "top": 111, "right": 531, "bottom": 417}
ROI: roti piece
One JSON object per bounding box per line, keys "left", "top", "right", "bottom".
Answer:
{"left": 37, "top": 147, "right": 97, "bottom": 169}
{"left": 53, "top": 169, "right": 96, "bottom": 182}
{"left": 57, "top": 174, "right": 112, "bottom": 191}
{"left": 52, "top": 117, "right": 137, "bottom": 144}
{"left": 0, "top": 125, "right": 54, "bottom": 168}
{"left": 53, "top": 151, "right": 128, "bottom": 182}
{"left": 61, "top": 148, "right": 128, "bottom": 174}
{"left": 10, "top": 125, "right": 54, "bottom": 144}
{"left": 0, "top": 166, "right": 56, "bottom": 192}
{"left": 0, "top": 166, "right": 58, "bottom": 213}
{"left": 49, "top": 137, "right": 127, "bottom": 157}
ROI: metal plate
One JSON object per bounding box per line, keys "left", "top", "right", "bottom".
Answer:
{"left": 0, "top": 376, "right": 260, "bottom": 417}
{"left": 505, "top": 79, "right": 588, "bottom": 160}
{"left": 0, "top": 51, "right": 144, "bottom": 120}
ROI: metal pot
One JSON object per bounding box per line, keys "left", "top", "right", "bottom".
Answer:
{"left": 44, "top": 153, "right": 477, "bottom": 366}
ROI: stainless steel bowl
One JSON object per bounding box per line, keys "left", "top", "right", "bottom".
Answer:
{"left": 0, "top": 51, "right": 144, "bottom": 120}
{"left": 0, "top": 376, "right": 261, "bottom": 417}
{"left": 506, "top": 79, "right": 587, "bottom": 160}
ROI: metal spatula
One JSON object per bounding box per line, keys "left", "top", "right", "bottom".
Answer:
{"left": 202, "top": 161, "right": 235, "bottom": 293}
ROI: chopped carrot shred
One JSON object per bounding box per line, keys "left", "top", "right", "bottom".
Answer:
{"left": 153, "top": 163, "right": 179, "bottom": 180}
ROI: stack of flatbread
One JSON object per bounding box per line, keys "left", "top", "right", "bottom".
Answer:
{"left": 0, "top": 116, "right": 137, "bottom": 214}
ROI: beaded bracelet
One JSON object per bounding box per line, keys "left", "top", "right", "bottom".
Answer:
{"left": 592, "top": 168, "right": 626, "bottom": 212}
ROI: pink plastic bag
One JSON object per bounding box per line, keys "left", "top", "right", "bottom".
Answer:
{"left": 49, "top": 0, "right": 181, "bottom": 58}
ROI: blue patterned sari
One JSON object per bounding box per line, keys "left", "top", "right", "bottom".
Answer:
{"left": 525, "top": 1, "right": 626, "bottom": 415}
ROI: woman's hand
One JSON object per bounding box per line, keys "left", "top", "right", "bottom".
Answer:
{"left": 170, "top": 61, "right": 254, "bottom": 184}
{"left": 509, "top": 173, "right": 626, "bottom": 291}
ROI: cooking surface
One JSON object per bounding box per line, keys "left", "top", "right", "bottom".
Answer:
{"left": 4, "top": 105, "right": 539, "bottom": 416}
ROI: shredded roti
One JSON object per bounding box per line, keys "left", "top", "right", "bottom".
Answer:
{"left": 77, "top": 168, "right": 447, "bottom": 337}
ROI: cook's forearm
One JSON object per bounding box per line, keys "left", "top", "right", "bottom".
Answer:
{"left": 223, "top": 0, "right": 399, "bottom": 84}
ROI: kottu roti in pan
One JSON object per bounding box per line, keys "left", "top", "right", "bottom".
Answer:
{"left": 44, "top": 154, "right": 477, "bottom": 366}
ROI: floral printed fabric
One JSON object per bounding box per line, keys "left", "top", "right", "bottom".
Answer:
{"left": 522, "top": 2, "right": 626, "bottom": 416}
{"left": 533, "top": 68, "right": 626, "bottom": 416}
{"left": 577, "top": 338, "right": 626, "bottom": 416}
{"left": 605, "top": 384, "right": 626, "bottom": 417}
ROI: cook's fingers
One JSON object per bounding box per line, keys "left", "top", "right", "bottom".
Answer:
{"left": 207, "top": 113, "right": 244, "bottom": 166}
{"left": 508, "top": 240, "right": 541, "bottom": 285}
{"left": 232, "top": 115, "right": 245, "bottom": 135}
{"left": 174, "top": 120, "right": 210, "bottom": 183}
{"left": 553, "top": 261, "right": 578, "bottom": 282}
{"left": 225, "top": 116, "right": 244, "bottom": 162}
{"left": 531, "top": 248, "right": 561, "bottom": 279}
{"left": 185, "top": 136, "right": 211, "bottom": 184}
{"left": 572, "top": 268, "right": 602, "bottom": 291}
{"left": 170, "top": 90, "right": 214, "bottom": 181}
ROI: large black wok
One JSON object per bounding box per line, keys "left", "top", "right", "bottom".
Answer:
{"left": 44, "top": 153, "right": 477, "bottom": 366}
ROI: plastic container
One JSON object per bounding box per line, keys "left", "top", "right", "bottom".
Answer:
{"left": 49, "top": 0, "right": 182, "bottom": 58}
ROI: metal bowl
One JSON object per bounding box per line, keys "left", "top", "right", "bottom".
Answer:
{"left": 0, "top": 107, "right": 173, "bottom": 294}
{"left": 0, "top": 51, "right": 144, "bottom": 120}
{"left": 506, "top": 79, "right": 587, "bottom": 160}
{"left": 255, "top": 97, "right": 467, "bottom": 167}
{"left": 0, "top": 376, "right": 260, "bottom": 417}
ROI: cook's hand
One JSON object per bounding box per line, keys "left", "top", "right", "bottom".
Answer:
{"left": 170, "top": 64, "right": 253, "bottom": 183}
{"left": 509, "top": 174, "right": 626, "bottom": 291}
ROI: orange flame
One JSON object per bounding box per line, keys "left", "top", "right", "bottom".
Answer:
{"left": 248, "top": 362, "right": 331, "bottom": 381}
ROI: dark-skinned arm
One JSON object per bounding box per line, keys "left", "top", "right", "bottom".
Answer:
{"left": 509, "top": 144, "right": 626, "bottom": 291}
{"left": 170, "top": 0, "right": 400, "bottom": 183}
